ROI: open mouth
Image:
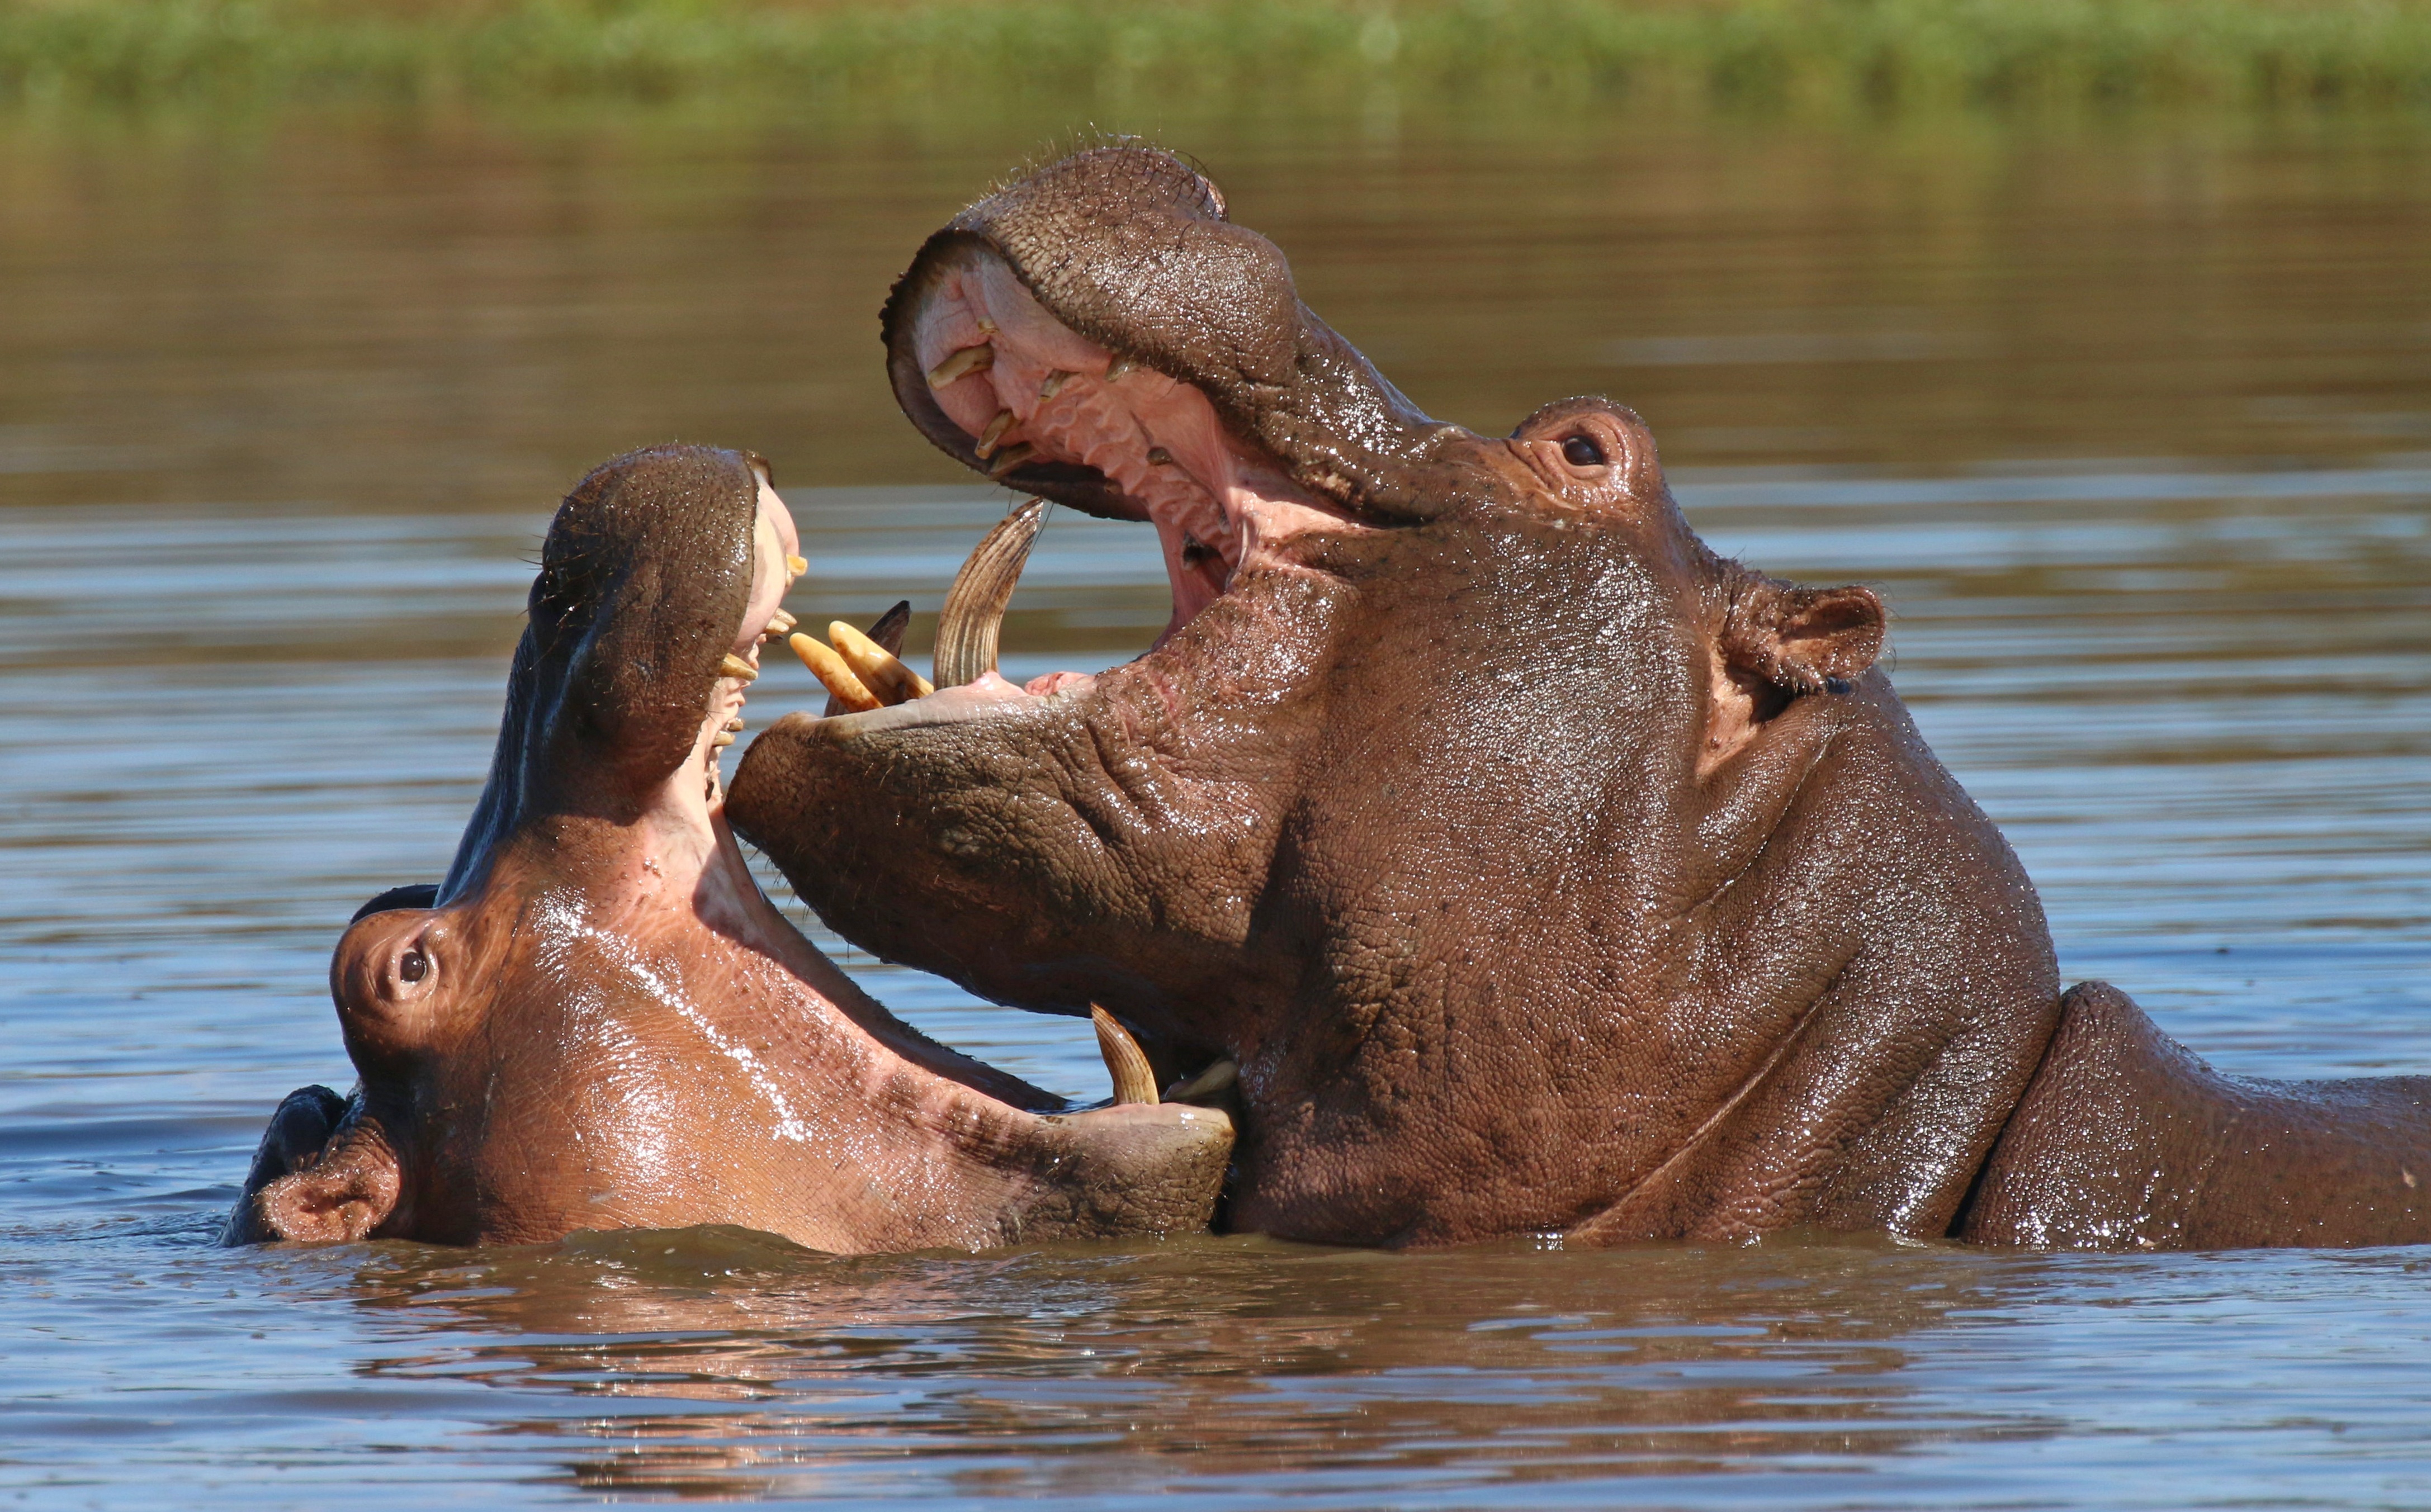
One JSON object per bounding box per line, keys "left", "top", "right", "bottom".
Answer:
{"left": 817, "top": 243, "right": 1365, "bottom": 707}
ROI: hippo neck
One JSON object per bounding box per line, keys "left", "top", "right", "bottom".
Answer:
{"left": 469, "top": 772, "right": 1070, "bottom": 1115}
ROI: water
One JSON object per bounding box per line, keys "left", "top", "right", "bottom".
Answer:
{"left": 3, "top": 106, "right": 2429, "bottom": 1506}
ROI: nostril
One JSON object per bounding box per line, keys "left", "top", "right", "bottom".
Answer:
{"left": 1561, "top": 434, "right": 1608, "bottom": 468}
{"left": 398, "top": 949, "right": 429, "bottom": 984}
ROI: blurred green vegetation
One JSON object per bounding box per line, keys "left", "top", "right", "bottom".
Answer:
{"left": 1, "top": 0, "right": 2427, "bottom": 116}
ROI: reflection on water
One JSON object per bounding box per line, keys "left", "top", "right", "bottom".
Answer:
{"left": 1, "top": 103, "right": 2427, "bottom": 1506}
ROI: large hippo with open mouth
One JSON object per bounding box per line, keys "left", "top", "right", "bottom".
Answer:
{"left": 727, "top": 145, "right": 2431, "bottom": 1252}
{"left": 224, "top": 442, "right": 1229, "bottom": 1250}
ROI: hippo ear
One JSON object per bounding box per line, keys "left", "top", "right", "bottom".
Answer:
{"left": 1720, "top": 571, "right": 1886, "bottom": 694}
{"left": 255, "top": 1116, "right": 401, "bottom": 1244}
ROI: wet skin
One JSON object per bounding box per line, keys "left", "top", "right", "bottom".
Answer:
{"left": 727, "top": 146, "right": 2431, "bottom": 1252}
{"left": 225, "top": 443, "right": 1229, "bottom": 1252}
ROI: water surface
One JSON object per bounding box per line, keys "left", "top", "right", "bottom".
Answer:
{"left": 2, "top": 106, "right": 2428, "bottom": 1506}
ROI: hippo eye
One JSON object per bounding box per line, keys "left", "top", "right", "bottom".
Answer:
{"left": 1561, "top": 434, "right": 1608, "bottom": 468}
{"left": 398, "top": 948, "right": 429, "bottom": 984}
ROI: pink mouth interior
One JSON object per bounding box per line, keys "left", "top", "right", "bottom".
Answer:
{"left": 914, "top": 250, "right": 1354, "bottom": 690}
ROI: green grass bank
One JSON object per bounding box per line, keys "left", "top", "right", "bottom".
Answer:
{"left": 2, "top": 0, "right": 2428, "bottom": 116}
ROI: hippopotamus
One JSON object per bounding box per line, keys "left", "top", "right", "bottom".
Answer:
{"left": 224, "top": 442, "right": 1230, "bottom": 1250}
{"left": 725, "top": 145, "right": 2431, "bottom": 1252}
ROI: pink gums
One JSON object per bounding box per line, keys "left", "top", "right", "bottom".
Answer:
{"left": 914, "top": 252, "right": 1355, "bottom": 655}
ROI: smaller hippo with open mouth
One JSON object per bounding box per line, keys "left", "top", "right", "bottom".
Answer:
{"left": 224, "top": 443, "right": 1229, "bottom": 1251}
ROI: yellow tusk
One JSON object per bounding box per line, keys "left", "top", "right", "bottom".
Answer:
{"left": 926, "top": 344, "right": 994, "bottom": 390}
{"left": 789, "top": 633, "right": 881, "bottom": 712}
{"left": 1091, "top": 1006, "right": 1160, "bottom": 1106}
{"left": 718, "top": 653, "right": 759, "bottom": 682}
{"left": 829, "top": 620, "right": 934, "bottom": 704}
{"left": 974, "top": 408, "right": 1018, "bottom": 460}
{"left": 985, "top": 443, "right": 1035, "bottom": 480}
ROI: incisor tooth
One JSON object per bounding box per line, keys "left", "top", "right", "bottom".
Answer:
{"left": 786, "top": 553, "right": 807, "bottom": 577}
{"left": 974, "top": 409, "right": 1017, "bottom": 459}
{"left": 723, "top": 715, "right": 745, "bottom": 732}
{"left": 926, "top": 344, "right": 994, "bottom": 389}
{"left": 764, "top": 608, "right": 797, "bottom": 637}
{"left": 1091, "top": 1006, "right": 1160, "bottom": 1106}
{"left": 1039, "top": 370, "right": 1071, "bottom": 400}
{"left": 985, "top": 443, "right": 1034, "bottom": 479}
{"left": 828, "top": 600, "right": 910, "bottom": 717}
{"left": 711, "top": 731, "right": 735, "bottom": 748}
{"left": 1146, "top": 446, "right": 1172, "bottom": 465}
{"left": 719, "top": 653, "right": 758, "bottom": 682}
{"left": 829, "top": 620, "right": 933, "bottom": 704}
{"left": 1103, "top": 355, "right": 1133, "bottom": 381}
{"left": 789, "top": 633, "right": 881, "bottom": 713}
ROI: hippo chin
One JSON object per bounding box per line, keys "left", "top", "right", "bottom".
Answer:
{"left": 225, "top": 443, "right": 1230, "bottom": 1252}
{"left": 726, "top": 146, "right": 2431, "bottom": 1253}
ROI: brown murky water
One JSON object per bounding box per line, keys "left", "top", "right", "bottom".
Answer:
{"left": 2, "top": 103, "right": 2428, "bottom": 1506}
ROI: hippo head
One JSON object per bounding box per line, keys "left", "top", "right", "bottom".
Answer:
{"left": 727, "top": 147, "right": 2059, "bottom": 1249}
{"left": 228, "top": 442, "right": 1231, "bottom": 1252}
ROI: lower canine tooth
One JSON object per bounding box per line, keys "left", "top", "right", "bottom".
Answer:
{"left": 934, "top": 497, "right": 1048, "bottom": 688}
{"left": 718, "top": 653, "right": 759, "bottom": 682}
{"left": 926, "top": 343, "right": 994, "bottom": 389}
{"left": 975, "top": 409, "right": 1017, "bottom": 459}
{"left": 985, "top": 443, "right": 1034, "bottom": 479}
{"left": 1091, "top": 1006, "right": 1160, "bottom": 1107}
{"left": 789, "top": 633, "right": 881, "bottom": 712}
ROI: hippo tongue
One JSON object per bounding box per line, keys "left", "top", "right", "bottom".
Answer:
{"left": 881, "top": 144, "right": 1516, "bottom": 526}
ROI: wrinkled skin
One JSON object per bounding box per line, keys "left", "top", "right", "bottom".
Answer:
{"left": 224, "top": 443, "right": 1229, "bottom": 1252}
{"left": 727, "top": 146, "right": 2431, "bottom": 1251}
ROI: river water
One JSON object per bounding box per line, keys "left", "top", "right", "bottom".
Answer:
{"left": 2, "top": 106, "right": 2428, "bottom": 1506}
